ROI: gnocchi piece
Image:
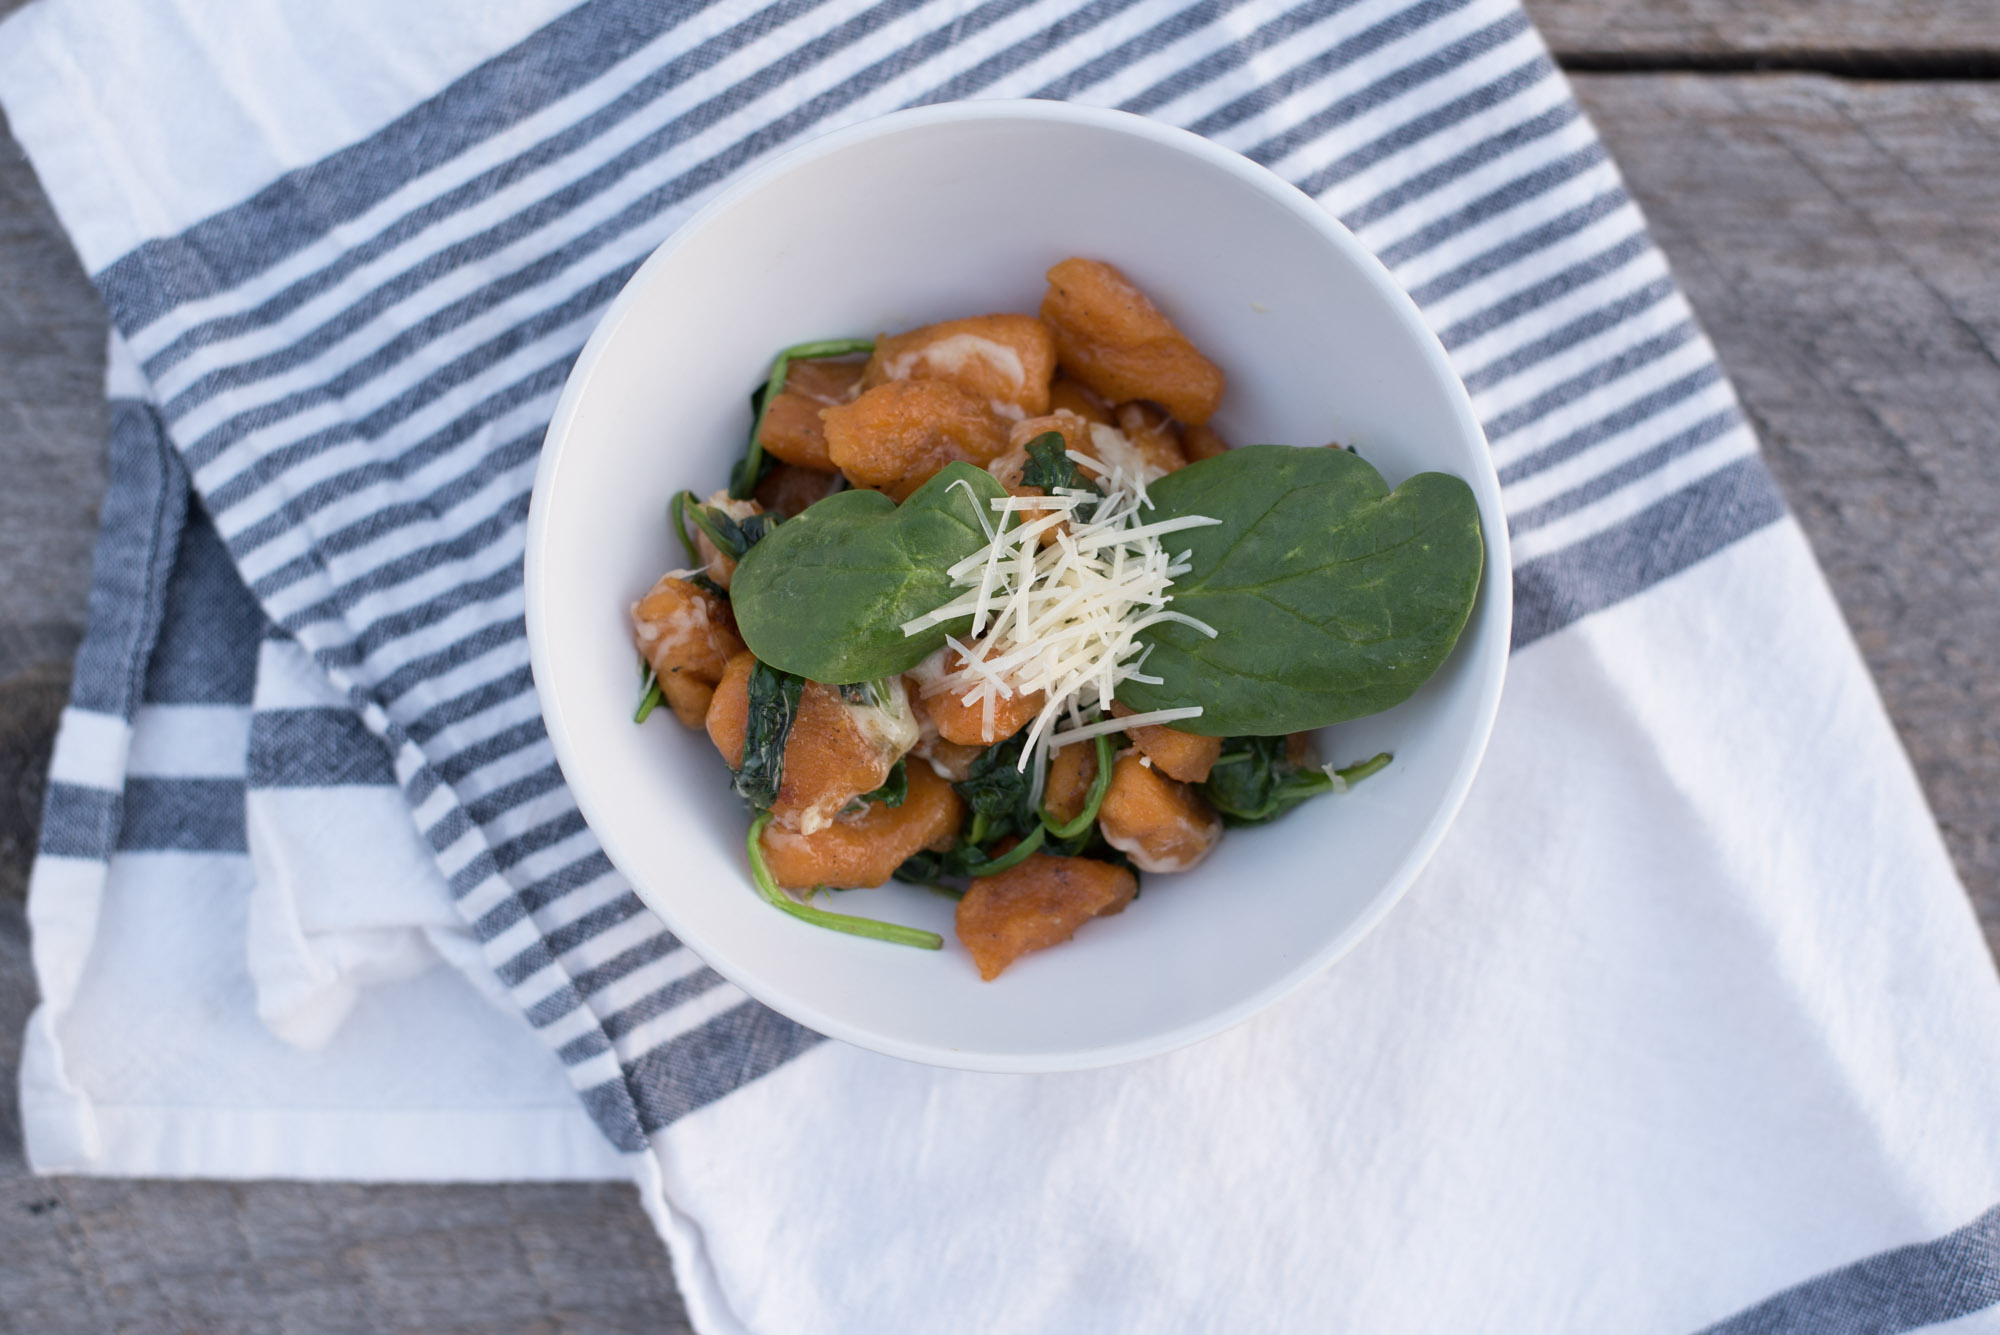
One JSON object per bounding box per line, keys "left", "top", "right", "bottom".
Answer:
{"left": 955, "top": 853, "right": 1138, "bottom": 980}
{"left": 1113, "top": 400, "right": 1189, "bottom": 475}
{"left": 1047, "top": 373, "right": 1114, "bottom": 426}
{"left": 863, "top": 314, "right": 1056, "bottom": 421}
{"left": 1097, "top": 751, "right": 1223, "bottom": 873}
{"left": 631, "top": 574, "right": 746, "bottom": 728}
{"left": 1183, "top": 420, "right": 1230, "bottom": 462}
{"left": 758, "top": 762, "right": 964, "bottom": 890}
{"left": 758, "top": 357, "right": 866, "bottom": 472}
{"left": 754, "top": 461, "right": 844, "bottom": 517}
{"left": 706, "top": 653, "right": 915, "bottom": 834}
{"left": 1041, "top": 740, "right": 1100, "bottom": 825}
{"left": 906, "top": 688, "right": 990, "bottom": 781}
{"left": 821, "top": 380, "right": 1011, "bottom": 501}
{"left": 1040, "top": 258, "right": 1225, "bottom": 426}
{"left": 920, "top": 649, "right": 1047, "bottom": 747}
{"left": 1111, "top": 701, "right": 1222, "bottom": 782}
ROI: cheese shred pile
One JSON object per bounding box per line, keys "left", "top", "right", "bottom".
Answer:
{"left": 899, "top": 449, "right": 1221, "bottom": 794}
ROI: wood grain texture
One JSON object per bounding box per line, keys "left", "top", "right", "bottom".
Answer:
{"left": 1523, "top": 0, "right": 2000, "bottom": 63}
{"left": 1575, "top": 74, "right": 2000, "bottom": 958}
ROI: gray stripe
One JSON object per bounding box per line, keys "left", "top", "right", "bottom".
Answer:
{"left": 568, "top": 931, "right": 686, "bottom": 1002}
{"left": 1117, "top": 0, "right": 1373, "bottom": 114}
{"left": 268, "top": 500, "right": 528, "bottom": 635}
{"left": 464, "top": 761, "right": 567, "bottom": 829}
{"left": 434, "top": 717, "right": 549, "bottom": 786}
{"left": 1240, "top": 9, "right": 1533, "bottom": 168}
{"left": 1507, "top": 407, "right": 1744, "bottom": 534}
{"left": 1187, "top": 0, "right": 1484, "bottom": 141}
{"left": 1406, "top": 183, "right": 1630, "bottom": 307}
{"left": 118, "top": 777, "right": 248, "bottom": 853}
{"left": 1497, "top": 361, "right": 1724, "bottom": 485}
{"left": 1030, "top": 0, "right": 1263, "bottom": 102}
{"left": 247, "top": 707, "right": 399, "bottom": 788}
{"left": 1511, "top": 455, "right": 1785, "bottom": 649}
{"left": 491, "top": 808, "right": 592, "bottom": 873}
{"left": 1438, "top": 228, "right": 1649, "bottom": 351}
{"left": 404, "top": 666, "right": 536, "bottom": 746}
{"left": 38, "top": 782, "right": 121, "bottom": 860}
{"left": 913, "top": 0, "right": 1145, "bottom": 105}
{"left": 620, "top": 999, "right": 825, "bottom": 1134}
{"left": 516, "top": 851, "right": 617, "bottom": 914}
{"left": 66, "top": 403, "right": 188, "bottom": 718}
{"left": 539, "top": 891, "right": 649, "bottom": 961}
{"left": 100, "top": 0, "right": 740, "bottom": 335}
{"left": 1460, "top": 274, "right": 1675, "bottom": 393}
{"left": 1291, "top": 54, "right": 1553, "bottom": 199}
{"left": 1344, "top": 99, "right": 1581, "bottom": 232}
{"left": 141, "top": 509, "right": 267, "bottom": 707}
{"left": 231, "top": 425, "right": 542, "bottom": 568}
{"left": 1697, "top": 1202, "right": 2000, "bottom": 1335}
{"left": 1482, "top": 320, "right": 1700, "bottom": 445}
{"left": 577, "top": 1071, "right": 649, "bottom": 1153}
{"left": 204, "top": 356, "right": 568, "bottom": 521}
{"left": 600, "top": 968, "right": 730, "bottom": 1042}
{"left": 361, "top": 615, "right": 523, "bottom": 705}
{"left": 1377, "top": 139, "right": 1609, "bottom": 268}
{"left": 167, "top": 0, "right": 1056, "bottom": 452}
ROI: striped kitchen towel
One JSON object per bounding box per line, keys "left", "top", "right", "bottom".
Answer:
{"left": 10, "top": 0, "right": 2000, "bottom": 1330}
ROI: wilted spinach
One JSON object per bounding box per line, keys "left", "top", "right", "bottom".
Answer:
{"left": 730, "top": 462, "right": 1012, "bottom": 682}
{"left": 859, "top": 757, "right": 908, "bottom": 809}
{"left": 728, "top": 337, "right": 878, "bottom": 499}
{"left": 955, "top": 733, "right": 1037, "bottom": 845}
{"left": 1020, "top": 430, "right": 1091, "bottom": 491}
{"left": 1115, "top": 445, "right": 1484, "bottom": 735}
{"left": 1202, "top": 736, "right": 1392, "bottom": 826}
{"left": 634, "top": 655, "right": 663, "bottom": 724}
{"left": 733, "top": 660, "right": 803, "bottom": 810}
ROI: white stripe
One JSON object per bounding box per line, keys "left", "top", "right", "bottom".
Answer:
{"left": 1502, "top": 380, "right": 1740, "bottom": 517}
{"left": 126, "top": 705, "right": 252, "bottom": 779}
{"left": 583, "top": 947, "right": 709, "bottom": 1016}
{"left": 1486, "top": 334, "right": 1717, "bottom": 466}
{"left": 44, "top": 709, "right": 131, "bottom": 791}
{"left": 1508, "top": 424, "right": 1760, "bottom": 566}
{"left": 610, "top": 982, "right": 756, "bottom": 1065}
{"left": 1448, "top": 248, "right": 1670, "bottom": 377}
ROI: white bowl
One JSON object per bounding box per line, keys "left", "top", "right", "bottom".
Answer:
{"left": 526, "top": 101, "right": 1510, "bottom": 1073}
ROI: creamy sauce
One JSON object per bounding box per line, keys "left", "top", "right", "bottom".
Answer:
{"left": 888, "top": 333, "right": 1027, "bottom": 390}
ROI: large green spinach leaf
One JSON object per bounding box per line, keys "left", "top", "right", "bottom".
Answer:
{"left": 730, "top": 462, "right": 1008, "bottom": 682}
{"left": 1116, "top": 445, "right": 1484, "bottom": 735}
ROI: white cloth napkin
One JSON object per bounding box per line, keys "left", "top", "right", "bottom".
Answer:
{"left": 10, "top": 0, "right": 2000, "bottom": 1329}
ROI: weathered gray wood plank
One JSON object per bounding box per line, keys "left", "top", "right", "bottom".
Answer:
{"left": 1523, "top": 0, "right": 2000, "bottom": 62}
{"left": 1575, "top": 73, "right": 2000, "bottom": 957}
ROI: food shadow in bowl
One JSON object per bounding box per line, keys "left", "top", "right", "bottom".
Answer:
{"left": 526, "top": 100, "right": 1511, "bottom": 1073}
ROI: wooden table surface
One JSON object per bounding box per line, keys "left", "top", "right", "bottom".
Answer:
{"left": 3, "top": 3, "right": 1998, "bottom": 1329}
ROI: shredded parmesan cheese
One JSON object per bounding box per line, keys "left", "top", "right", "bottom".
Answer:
{"left": 901, "top": 452, "right": 1220, "bottom": 780}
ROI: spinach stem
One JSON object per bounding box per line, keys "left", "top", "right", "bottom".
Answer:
{"left": 729, "top": 337, "right": 876, "bottom": 499}
{"left": 746, "top": 813, "right": 943, "bottom": 950}
{"left": 684, "top": 501, "right": 736, "bottom": 559}
{"left": 1336, "top": 752, "right": 1392, "bottom": 784}
{"left": 955, "top": 824, "right": 1045, "bottom": 877}
{"left": 668, "top": 490, "right": 699, "bottom": 566}
{"left": 634, "top": 655, "right": 662, "bottom": 724}
{"left": 1040, "top": 733, "right": 1115, "bottom": 840}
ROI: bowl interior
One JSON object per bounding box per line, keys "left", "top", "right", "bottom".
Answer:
{"left": 529, "top": 103, "right": 1509, "bottom": 1071}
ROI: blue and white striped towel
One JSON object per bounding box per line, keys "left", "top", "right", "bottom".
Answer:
{"left": 11, "top": 0, "right": 2000, "bottom": 1330}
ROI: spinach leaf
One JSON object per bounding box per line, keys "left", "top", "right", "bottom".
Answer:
{"left": 1115, "top": 445, "right": 1484, "bottom": 735}
{"left": 729, "top": 337, "right": 878, "bottom": 499}
{"left": 954, "top": 733, "right": 1036, "bottom": 842}
{"left": 734, "top": 660, "right": 803, "bottom": 810}
{"left": 730, "top": 462, "right": 1010, "bottom": 682}
{"left": 1020, "top": 430, "right": 1089, "bottom": 491}
{"left": 1202, "top": 737, "right": 1393, "bottom": 826}
{"left": 1038, "top": 733, "right": 1114, "bottom": 840}
{"left": 860, "top": 757, "right": 908, "bottom": 808}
